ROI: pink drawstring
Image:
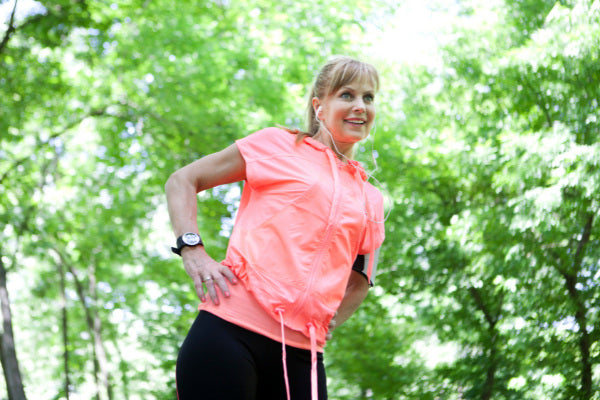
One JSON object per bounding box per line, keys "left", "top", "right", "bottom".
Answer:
{"left": 276, "top": 309, "right": 319, "bottom": 400}
{"left": 307, "top": 323, "right": 318, "bottom": 400}
{"left": 276, "top": 308, "right": 291, "bottom": 400}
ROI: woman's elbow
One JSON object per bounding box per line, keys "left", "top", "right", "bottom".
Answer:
{"left": 165, "top": 170, "right": 185, "bottom": 194}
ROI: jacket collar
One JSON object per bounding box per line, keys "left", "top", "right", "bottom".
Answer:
{"left": 303, "top": 136, "right": 368, "bottom": 181}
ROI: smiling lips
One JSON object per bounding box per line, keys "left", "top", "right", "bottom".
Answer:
{"left": 344, "top": 118, "right": 366, "bottom": 125}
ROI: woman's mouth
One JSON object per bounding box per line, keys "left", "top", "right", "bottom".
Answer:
{"left": 344, "top": 118, "right": 366, "bottom": 126}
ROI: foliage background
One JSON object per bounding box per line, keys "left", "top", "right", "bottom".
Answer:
{"left": 1, "top": 0, "right": 599, "bottom": 399}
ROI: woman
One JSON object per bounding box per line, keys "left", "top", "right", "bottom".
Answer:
{"left": 166, "top": 56, "right": 385, "bottom": 400}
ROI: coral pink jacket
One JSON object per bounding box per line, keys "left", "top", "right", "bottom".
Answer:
{"left": 223, "top": 127, "right": 385, "bottom": 345}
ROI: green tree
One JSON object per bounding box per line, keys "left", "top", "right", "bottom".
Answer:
{"left": 375, "top": 0, "right": 600, "bottom": 398}
{"left": 1, "top": 0, "right": 393, "bottom": 398}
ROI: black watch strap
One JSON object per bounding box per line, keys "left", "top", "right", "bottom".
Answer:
{"left": 171, "top": 233, "right": 203, "bottom": 256}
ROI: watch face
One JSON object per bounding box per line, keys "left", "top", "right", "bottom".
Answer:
{"left": 182, "top": 233, "right": 200, "bottom": 246}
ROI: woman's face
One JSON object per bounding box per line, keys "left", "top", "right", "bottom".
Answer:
{"left": 314, "top": 77, "right": 377, "bottom": 156}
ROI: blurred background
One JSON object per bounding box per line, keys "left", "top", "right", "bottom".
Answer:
{"left": 1, "top": 0, "right": 599, "bottom": 399}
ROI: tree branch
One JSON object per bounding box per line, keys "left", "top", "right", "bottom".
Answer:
{"left": 1, "top": 1, "right": 75, "bottom": 56}
{"left": 572, "top": 213, "right": 594, "bottom": 272}
{"left": 468, "top": 286, "right": 499, "bottom": 328}
{"left": 0, "top": 107, "right": 108, "bottom": 185}
{"left": 522, "top": 77, "right": 553, "bottom": 129}
{"left": 0, "top": 0, "right": 18, "bottom": 55}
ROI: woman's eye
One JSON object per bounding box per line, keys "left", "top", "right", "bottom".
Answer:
{"left": 365, "top": 95, "right": 374, "bottom": 103}
{"left": 341, "top": 92, "right": 352, "bottom": 99}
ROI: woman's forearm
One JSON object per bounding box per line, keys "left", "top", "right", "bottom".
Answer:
{"left": 165, "top": 171, "right": 202, "bottom": 236}
{"left": 334, "top": 270, "right": 370, "bottom": 327}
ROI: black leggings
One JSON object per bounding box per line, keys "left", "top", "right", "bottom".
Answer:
{"left": 176, "top": 311, "right": 327, "bottom": 400}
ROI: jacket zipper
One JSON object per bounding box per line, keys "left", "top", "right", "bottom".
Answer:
{"left": 287, "top": 151, "right": 343, "bottom": 331}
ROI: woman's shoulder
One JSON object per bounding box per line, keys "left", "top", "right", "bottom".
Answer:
{"left": 237, "top": 127, "right": 298, "bottom": 154}
{"left": 365, "top": 181, "right": 384, "bottom": 207}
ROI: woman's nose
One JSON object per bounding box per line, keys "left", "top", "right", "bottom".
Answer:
{"left": 352, "top": 99, "right": 366, "bottom": 113}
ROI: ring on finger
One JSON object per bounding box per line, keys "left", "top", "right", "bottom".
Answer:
{"left": 202, "top": 276, "right": 212, "bottom": 282}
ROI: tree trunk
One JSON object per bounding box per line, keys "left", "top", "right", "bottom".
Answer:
{"left": 52, "top": 247, "right": 112, "bottom": 400}
{"left": 59, "top": 262, "right": 71, "bottom": 400}
{"left": 89, "top": 265, "right": 113, "bottom": 400}
{"left": 468, "top": 287, "right": 500, "bottom": 400}
{"left": 560, "top": 214, "right": 594, "bottom": 400}
{"left": 481, "top": 335, "right": 497, "bottom": 400}
{"left": 0, "top": 253, "right": 27, "bottom": 400}
{"left": 111, "top": 338, "right": 130, "bottom": 400}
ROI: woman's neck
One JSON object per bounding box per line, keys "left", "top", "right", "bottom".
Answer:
{"left": 313, "top": 131, "right": 354, "bottom": 163}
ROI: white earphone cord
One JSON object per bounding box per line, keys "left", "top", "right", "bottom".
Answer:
{"left": 315, "top": 111, "right": 392, "bottom": 224}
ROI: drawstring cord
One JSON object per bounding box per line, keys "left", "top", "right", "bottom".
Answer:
{"left": 307, "top": 323, "right": 318, "bottom": 400}
{"left": 276, "top": 308, "right": 292, "bottom": 400}
{"left": 276, "top": 308, "right": 319, "bottom": 400}
{"left": 273, "top": 143, "right": 355, "bottom": 400}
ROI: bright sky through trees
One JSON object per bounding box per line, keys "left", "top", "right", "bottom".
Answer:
{"left": 1, "top": 0, "right": 453, "bottom": 66}
{"left": 366, "top": 0, "right": 459, "bottom": 66}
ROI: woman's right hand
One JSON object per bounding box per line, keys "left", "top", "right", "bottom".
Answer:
{"left": 181, "top": 246, "right": 238, "bottom": 305}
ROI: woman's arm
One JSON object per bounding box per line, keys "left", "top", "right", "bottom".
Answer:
{"left": 165, "top": 143, "right": 246, "bottom": 305}
{"left": 326, "top": 270, "right": 370, "bottom": 340}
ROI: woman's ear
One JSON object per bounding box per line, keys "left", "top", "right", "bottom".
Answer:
{"left": 312, "top": 97, "right": 322, "bottom": 119}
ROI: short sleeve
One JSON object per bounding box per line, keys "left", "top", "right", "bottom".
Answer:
{"left": 235, "top": 127, "right": 298, "bottom": 189}
{"left": 358, "top": 183, "right": 386, "bottom": 254}
{"left": 356, "top": 183, "right": 385, "bottom": 284}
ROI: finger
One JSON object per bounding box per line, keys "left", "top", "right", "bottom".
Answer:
{"left": 203, "top": 276, "right": 220, "bottom": 305}
{"left": 328, "top": 319, "right": 337, "bottom": 330}
{"left": 184, "top": 262, "right": 207, "bottom": 303}
{"left": 193, "top": 277, "right": 207, "bottom": 303}
{"left": 326, "top": 332, "right": 333, "bottom": 341}
{"left": 329, "top": 311, "right": 338, "bottom": 328}
{"left": 213, "top": 274, "right": 231, "bottom": 298}
{"left": 219, "top": 265, "right": 238, "bottom": 285}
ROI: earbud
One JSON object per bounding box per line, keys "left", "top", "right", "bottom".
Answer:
{"left": 316, "top": 106, "right": 323, "bottom": 120}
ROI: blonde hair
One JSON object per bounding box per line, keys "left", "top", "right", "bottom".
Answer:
{"left": 284, "top": 56, "right": 380, "bottom": 142}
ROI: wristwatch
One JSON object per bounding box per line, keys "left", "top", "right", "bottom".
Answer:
{"left": 171, "top": 232, "right": 203, "bottom": 256}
